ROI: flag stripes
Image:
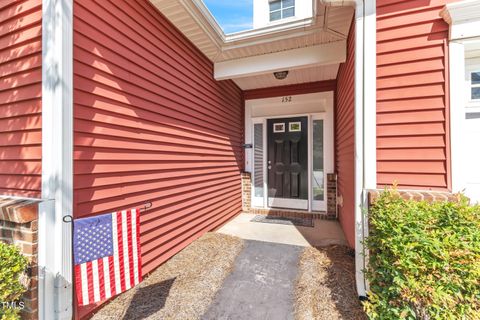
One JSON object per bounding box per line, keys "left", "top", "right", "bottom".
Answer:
{"left": 74, "top": 209, "right": 142, "bottom": 306}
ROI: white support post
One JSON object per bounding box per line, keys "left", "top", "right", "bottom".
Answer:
{"left": 363, "top": 0, "right": 377, "bottom": 191}
{"left": 354, "top": 0, "right": 366, "bottom": 297}
{"left": 354, "top": 0, "right": 376, "bottom": 299}
{"left": 39, "top": 0, "right": 74, "bottom": 319}
{"left": 449, "top": 42, "right": 466, "bottom": 194}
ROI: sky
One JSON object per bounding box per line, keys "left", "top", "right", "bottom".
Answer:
{"left": 203, "top": 0, "right": 254, "bottom": 34}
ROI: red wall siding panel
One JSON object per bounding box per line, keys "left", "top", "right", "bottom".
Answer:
{"left": 336, "top": 20, "right": 355, "bottom": 248}
{"left": 0, "top": 0, "right": 42, "bottom": 197}
{"left": 376, "top": 0, "right": 457, "bottom": 190}
{"left": 72, "top": 0, "right": 243, "bottom": 315}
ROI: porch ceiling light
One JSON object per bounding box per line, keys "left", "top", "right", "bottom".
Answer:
{"left": 274, "top": 70, "right": 289, "bottom": 80}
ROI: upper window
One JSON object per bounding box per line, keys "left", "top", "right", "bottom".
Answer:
{"left": 471, "top": 71, "right": 480, "bottom": 101}
{"left": 269, "top": 0, "right": 295, "bottom": 22}
{"left": 466, "top": 58, "right": 480, "bottom": 107}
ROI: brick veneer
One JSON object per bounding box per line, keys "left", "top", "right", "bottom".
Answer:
{"left": 326, "top": 173, "right": 337, "bottom": 218}
{"left": 368, "top": 189, "right": 461, "bottom": 206}
{"left": 0, "top": 198, "right": 40, "bottom": 320}
{"left": 241, "top": 172, "right": 251, "bottom": 212}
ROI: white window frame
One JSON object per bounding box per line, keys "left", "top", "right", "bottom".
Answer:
{"left": 466, "top": 59, "right": 480, "bottom": 108}
{"left": 269, "top": 0, "right": 295, "bottom": 22}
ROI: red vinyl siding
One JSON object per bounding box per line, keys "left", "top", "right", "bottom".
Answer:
{"left": 376, "top": 0, "right": 456, "bottom": 190}
{"left": 72, "top": 0, "right": 243, "bottom": 315}
{"left": 336, "top": 20, "right": 355, "bottom": 248}
{"left": 0, "top": 0, "right": 42, "bottom": 197}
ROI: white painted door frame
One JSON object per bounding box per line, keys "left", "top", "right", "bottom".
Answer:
{"left": 245, "top": 92, "right": 334, "bottom": 213}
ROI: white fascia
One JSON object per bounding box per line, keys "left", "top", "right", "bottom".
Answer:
{"left": 39, "top": 0, "right": 74, "bottom": 319}
{"left": 441, "top": 0, "right": 480, "bottom": 41}
{"left": 214, "top": 41, "right": 347, "bottom": 80}
{"left": 354, "top": 0, "right": 376, "bottom": 299}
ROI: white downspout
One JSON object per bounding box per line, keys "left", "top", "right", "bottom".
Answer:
{"left": 354, "top": 0, "right": 376, "bottom": 299}
{"left": 40, "top": 0, "right": 74, "bottom": 319}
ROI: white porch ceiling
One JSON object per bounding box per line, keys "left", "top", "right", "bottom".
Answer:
{"left": 234, "top": 64, "right": 340, "bottom": 91}
{"left": 150, "top": 0, "right": 354, "bottom": 90}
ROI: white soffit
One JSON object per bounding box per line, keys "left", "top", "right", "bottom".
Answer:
{"left": 233, "top": 64, "right": 340, "bottom": 90}
{"left": 214, "top": 41, "right": 346, "bottom": 80}
{"left": 441, "top": 0, "right": 480, "bottom": 41}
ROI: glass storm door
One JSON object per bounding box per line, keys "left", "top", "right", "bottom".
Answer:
{"left": 267, "top": 117, "right": 308, "bottom": 210}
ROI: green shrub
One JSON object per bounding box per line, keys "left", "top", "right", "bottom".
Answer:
{"left": 0, "top": 242, "right": 28, "bottom": 320}
{"left": 364, "top": 189, "right": 480, "bottom": 320}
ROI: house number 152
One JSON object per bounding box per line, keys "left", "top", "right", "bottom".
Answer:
{"left": 282, "top": 96, "right": 292, "bottom": 103}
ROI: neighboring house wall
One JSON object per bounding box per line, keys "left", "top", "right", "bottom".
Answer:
{"left": 72, "top": 0, "right": 243, "bottom": 315}
{"left": 0, "top": 0, "right": 42, "bottom": 198}
{"left": 335, "top": 20, "right": 355, "bottom": 248}
{"left": 376, "top": 0, "right": 456, "bottom": 190}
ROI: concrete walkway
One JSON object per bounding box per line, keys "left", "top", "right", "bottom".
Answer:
{"left": 217, "top": 212, "right": 347, "bottom": 247}
{"left": 202, "top": 240, "right": 302, "bottom": 320}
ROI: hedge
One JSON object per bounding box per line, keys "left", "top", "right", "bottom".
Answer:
{"left": 364, "top": 189, "right": 480, "bottom": 319}
{"left": 0, "top": 242, "right": 28, "bottom": 320}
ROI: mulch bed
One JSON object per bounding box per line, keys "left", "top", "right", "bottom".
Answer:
{"left": 91, "top": 233, "right": 244, "bottom": 320}
{"left": 294, "top": 245, "right": 367, "bottom": 320}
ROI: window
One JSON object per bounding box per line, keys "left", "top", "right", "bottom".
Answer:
{"left": 273, "top": 123, "right": 285, "bottom": 133}
{"left": 253, "top": 123, "right": 264, "bottom": 198}
{"left": 312, "top": 120, "right": 324, "bottom": 201}
{"left": 289, "top": 122, "right": 301, "bottom": 132}
{"left": 269, "top": 0, "right": 295, "bottom": 22}
{"left": 471, "top": 71, "right": 480, "bottom": 100}
{"left": 466, "top": 58, "right": 480, "bottom": 107}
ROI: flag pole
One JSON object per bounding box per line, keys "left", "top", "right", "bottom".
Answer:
{"left": 62, "top": 214, "right": 75, "bottom": 319}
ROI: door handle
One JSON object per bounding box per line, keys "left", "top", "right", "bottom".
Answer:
{"left": 268, "top": 160, "right": 271, "bottom": 164}
{"left": 268, "top": 165, "right": 272, "bottom": 170}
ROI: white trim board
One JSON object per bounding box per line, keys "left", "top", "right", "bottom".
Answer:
{"left": 354, "top": 0, "right": 376, "bottom": 298}
{"left": 39, "top": 0, "right": 74, "bottom": 319}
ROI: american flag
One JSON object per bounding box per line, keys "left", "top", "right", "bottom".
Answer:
{"left": 73, "top": 208, "right": 142, "bottom": 306}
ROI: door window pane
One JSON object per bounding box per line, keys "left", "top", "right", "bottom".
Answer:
{"left": 313, "top": 120, "right": 324, "bottom": 201}
{"left": 254, "top": 124, "right": 264, "bottom": 198}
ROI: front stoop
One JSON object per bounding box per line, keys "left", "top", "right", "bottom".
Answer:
{"left": 241, "top": 172, "right": 338, "bottom": 220}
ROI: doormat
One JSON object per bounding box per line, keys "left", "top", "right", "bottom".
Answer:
{"left": 250, "top": 215, "right": 314, "bottom": 228}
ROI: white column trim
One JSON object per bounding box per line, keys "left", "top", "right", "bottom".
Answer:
{"left": 39, "top": 0, "right": 74, "bottom": 319}
{"left": 363, "top": 0, "right": 377, "bottom": 190}
{"left": 354, "top": 0, "right": 376, "bottom": 298}
{"left": 449, "top": 42, "right": 466, "bottom": 193}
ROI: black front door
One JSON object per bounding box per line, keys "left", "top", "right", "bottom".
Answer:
{"left": 267, "top": 117, "right": 308, "bottom": 205}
